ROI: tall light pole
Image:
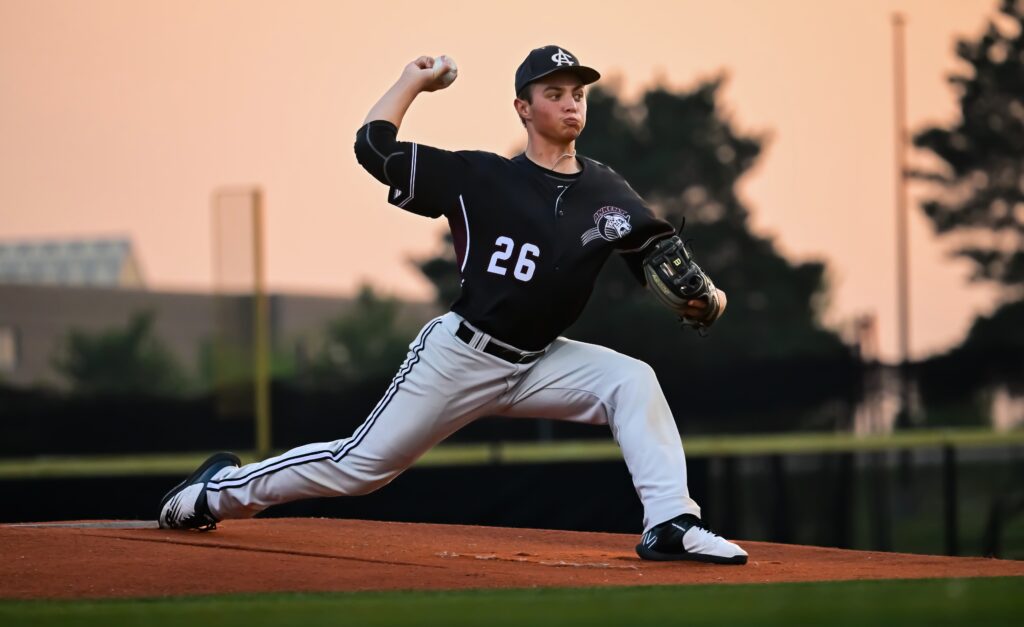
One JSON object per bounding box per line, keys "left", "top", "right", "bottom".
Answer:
{"left": 892, "top": 14, "right": 913, "bottom": 428}
{"left": 892, "top": 13, "right": 911, "bottom": 369}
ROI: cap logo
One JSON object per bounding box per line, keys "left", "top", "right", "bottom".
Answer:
{"left": 551, "top": 48, "right": 575, "bottom": 66}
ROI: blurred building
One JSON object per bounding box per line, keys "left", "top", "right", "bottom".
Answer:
{"left": 0, "top": 283, "right": 438, "bottom": 388}
{"left": 0, "top": 237, "right": 144, "bottom": 288}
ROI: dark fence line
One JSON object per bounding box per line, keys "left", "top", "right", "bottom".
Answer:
{"left": 0, "top": 357, "right": 862, "bottom": 456}
{"left": 2, "top": 448, "right": 1021, "bottom": 559}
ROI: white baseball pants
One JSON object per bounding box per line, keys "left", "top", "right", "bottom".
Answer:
{"left": 206, "top": 312, "right": 700, "bottom": 532}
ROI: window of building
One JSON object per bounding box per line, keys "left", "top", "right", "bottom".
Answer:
{"left": 0, "top": 326, "right": 18, "bottom": 372}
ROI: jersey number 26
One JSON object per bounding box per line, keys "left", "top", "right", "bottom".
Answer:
{"left": 487, "top": 236, "right": 539, "bottom": 282}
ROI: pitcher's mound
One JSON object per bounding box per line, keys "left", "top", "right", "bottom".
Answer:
{"left": 2, "top": 518, "right": 1021, "bottom": 599}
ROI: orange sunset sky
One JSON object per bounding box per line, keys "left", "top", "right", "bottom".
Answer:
{"left": 0, "top": 0, "right": 1008, "bottom": 362}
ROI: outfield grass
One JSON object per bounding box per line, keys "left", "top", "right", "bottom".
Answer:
{"left": 1, "top": 577, "right": 1021, "bottom": 627}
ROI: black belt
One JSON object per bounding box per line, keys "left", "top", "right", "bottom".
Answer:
{"left": 455, "top": 321, "right": 544, "bottom": 364}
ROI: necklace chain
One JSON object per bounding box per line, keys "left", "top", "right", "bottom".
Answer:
{"left": 549, "top": 151, "right": 577, "bottom": 171}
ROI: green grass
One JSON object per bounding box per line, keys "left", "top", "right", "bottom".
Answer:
{"left": 1, "top": 578, "right": 1022, "bottom": 627}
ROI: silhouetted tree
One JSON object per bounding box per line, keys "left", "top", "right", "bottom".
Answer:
{"left": 961, "top": 298, "right": 1024, "bottom": 352}
{"left": 916, "top": 297, "right": 1024, "bottom": 426}
{"left": 307, "top": 285, "right": 418, "bottom": 386}
{"left": 53, "top": 311, "right": 185, "bottom": 395}
{"left": 416, "top": 233, "right": 462, "bottom": 309}
{"left": 911, "top": 0, "right": 1024, "bottom": 289}
{"left": 910, "top": 0, "right": 1024, "bottom": 422}
{"left": 572, "top": 79, "right": 847, "bottom": 365}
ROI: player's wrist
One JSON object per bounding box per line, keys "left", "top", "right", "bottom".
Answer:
{"left": 397, "top": 65, "right": 434, "bottom": 93}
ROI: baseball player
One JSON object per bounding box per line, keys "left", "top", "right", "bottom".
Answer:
{"left": 159, "top": 45, "right": 747, "bottom": 565}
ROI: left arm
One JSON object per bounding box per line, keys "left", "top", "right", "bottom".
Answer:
{"left": 635, "top": 234, "right": 727, "bottom": 330}
{"left": 620, "top": 246, "right": 726, "bottom": 321}
{"left": 615, "top": 196, "right": 727, "bottom": 325}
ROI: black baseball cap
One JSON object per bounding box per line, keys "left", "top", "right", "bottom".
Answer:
{"left": 514, "top": 45, "right": 601, "bottom": 95}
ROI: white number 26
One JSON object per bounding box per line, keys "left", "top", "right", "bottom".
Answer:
{"left": 487, "top": 236, "right": 540, "bottom": 282}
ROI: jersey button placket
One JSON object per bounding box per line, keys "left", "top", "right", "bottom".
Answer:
{"left": 553, "top": 184, "right": 572, "bottom": 270}
{"left": 555, "top": 184, "right": 570, "bottom": 218}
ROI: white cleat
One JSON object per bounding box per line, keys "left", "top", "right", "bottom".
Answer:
{"left": 158, "top": 452, "right": 240, "bottom": 531}
{"left": 636, "top": 513, "right": 748, "bottom": 564}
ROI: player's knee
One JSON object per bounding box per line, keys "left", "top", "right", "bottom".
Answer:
{"left": 613, "top": 358, "right": 662, "bottom": 401}
{"left": 336, "top": 453, "right": 414, "bottom": 497}
{"left": 619, "top": 357, "right": 657, "bottom": 385}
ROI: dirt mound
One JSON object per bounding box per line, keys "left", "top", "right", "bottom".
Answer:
{"left": 2, "top": 518, "right": 1021, "bottom": 599}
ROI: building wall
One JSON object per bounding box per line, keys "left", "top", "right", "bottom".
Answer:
{"left": 0, "top": 284, "right": 439, "bottom": 388}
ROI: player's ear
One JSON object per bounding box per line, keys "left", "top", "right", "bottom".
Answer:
{"left": 513, "top": 97, "right": 532, "bottom": 123}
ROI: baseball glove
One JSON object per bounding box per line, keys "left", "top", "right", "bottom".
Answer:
{"left": 642, "top": 233, "right": 725, "bottom": 335}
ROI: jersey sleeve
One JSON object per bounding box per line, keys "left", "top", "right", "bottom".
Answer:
{"left": 354, "top": 120, "right": 468, "bottom": 219}
{"left": 615, "top": 188, "right": 676, "bottom": 286}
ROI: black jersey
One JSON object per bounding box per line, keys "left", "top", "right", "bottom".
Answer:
{"left": 355, "top": 121, "right": 675, "bottom": 351}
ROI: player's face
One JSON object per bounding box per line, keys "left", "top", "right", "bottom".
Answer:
{"left": 523, "top": 73, "right": 587, "bottom": 142}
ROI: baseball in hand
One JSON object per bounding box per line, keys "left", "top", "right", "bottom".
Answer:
{"left": 432, "top": 55, "right": 458, "bottom": 88}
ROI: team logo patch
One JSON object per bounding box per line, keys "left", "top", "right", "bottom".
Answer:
{"left": 581, "top": 206, "right": 632, "bottom": 246}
